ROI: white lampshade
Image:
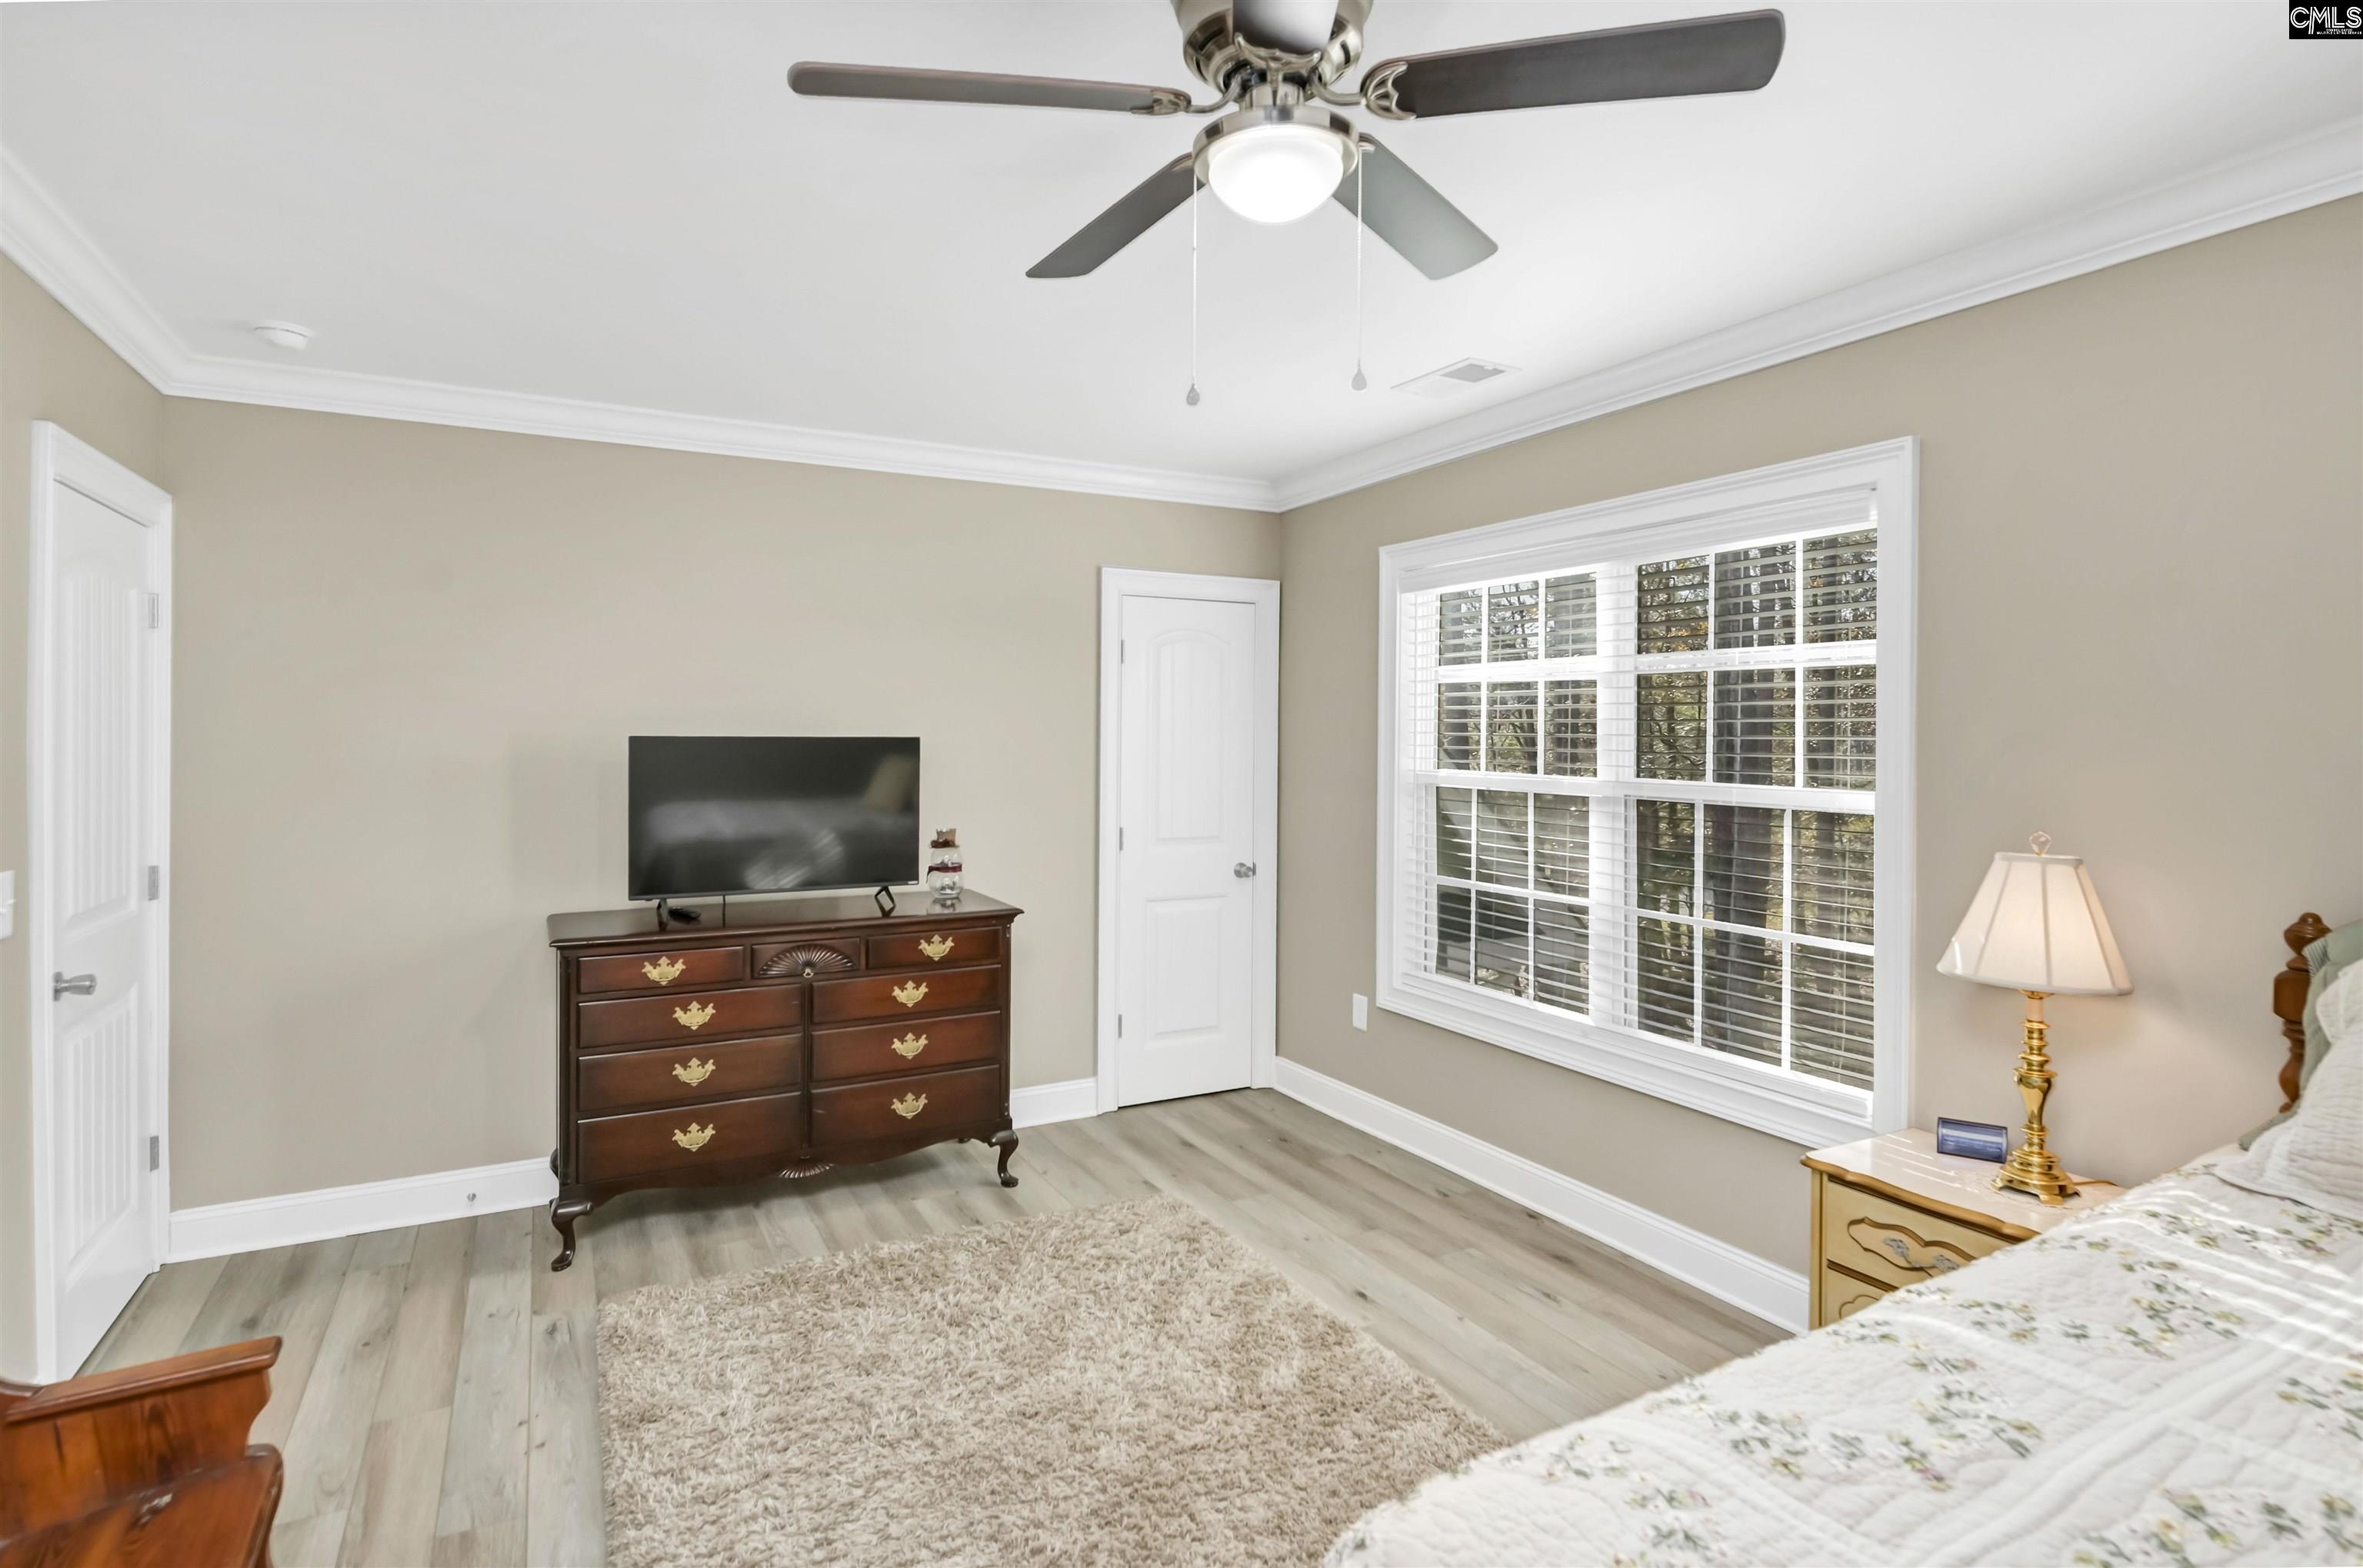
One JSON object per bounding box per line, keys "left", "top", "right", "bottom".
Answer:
{"left": 1938, "top": 841, "right": 2131, "bottom": 997}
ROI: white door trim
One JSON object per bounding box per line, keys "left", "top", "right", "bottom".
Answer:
{"left": 1096, "top": 568, "right": 1278, "bottom": 1117}
{"left": 26, "top": 421, "right": 174, "bottom": 1381}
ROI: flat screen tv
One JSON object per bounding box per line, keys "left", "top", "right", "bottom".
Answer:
{"left": 628, "top": 736, "right": 920, "bottom": 901}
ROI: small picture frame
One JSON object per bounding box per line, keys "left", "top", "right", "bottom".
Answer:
{"left": 1935, "top": 1117, "right": 2009, "bottom": 1163}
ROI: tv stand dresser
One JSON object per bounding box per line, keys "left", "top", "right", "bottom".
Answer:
{"left": 544, "top": 891, "right": 1021, "bottom": 1270}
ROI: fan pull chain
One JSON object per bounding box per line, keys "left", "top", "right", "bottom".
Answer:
{"left": 1351, "top": 145, "right": 1368, "bottom": 392}
{"left": 1185, "top": 170, "right": 1202, "bottom": 408}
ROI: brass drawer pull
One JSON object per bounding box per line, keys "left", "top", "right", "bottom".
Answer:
{"left": 918, "top": 934, "right": 956, "bottom": 961}
{"left": 1846, "top": 1217, "right": 1975, "bottom": 1277}
{"left": 892, "top": 1092, "right": 928, "bottom": 1120}
{"left": 891, "top": 1033, "right": 928, "bottom": 1060}
{"left": 672, "top": 1057, "right": 715, "bottom": 1086}
{"left": 892, "top": 981, "right": 928, "bottom": 1008}
{"left": 673, "top": 1001, "right": 716, "bottom": 1031}
{"left": 642, "top": 956, "right": 687, "bottom": 986}
{"left": 672, "top": 1122, "right": 716, "bottom": 1152}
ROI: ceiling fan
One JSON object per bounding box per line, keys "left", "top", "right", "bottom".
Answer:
{"left": 788, "top": 2, "right": 1785, "bottom": 281}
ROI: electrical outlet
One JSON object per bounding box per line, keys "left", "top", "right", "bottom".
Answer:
{"left": 1351, "top": 993, "right": 1368, "bottom": 1030}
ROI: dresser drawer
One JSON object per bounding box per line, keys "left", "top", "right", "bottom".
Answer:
{"left": 870, "top": 927, "right": 1001, "bottom": 970}
{"left": 750, "top": 937, "right": 862, "bottom": 980}
{"left": 811, "top": 1064, "right": 998, "bottom": 1147}
{"left": 578, "top": 1091, "right": 802, "bottom": 1183}
{"left": 812, "top": 1011, "right": 999, "bottom": 1084}
{"left": 811, "top": 964, "right": 999, "bottom": 1024}
{"left": 576, "top": 984, "right": 800, "bottom": 1050}
{"left": 577, "top": 1033, "right": 799, "bottom": 1114}
{"left": 1821, "top": 1177, "right": 2005, "bottom": 1290}
{"left": 576, "top": 946, "right": 746, "bottom": 996}
{"left": 1821, "top": 1263, "right": 1890, "bottom": 1324}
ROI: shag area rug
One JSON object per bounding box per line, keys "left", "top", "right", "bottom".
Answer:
{"left": 595, "top": 1197, "right": 1498, "bottom": 1567}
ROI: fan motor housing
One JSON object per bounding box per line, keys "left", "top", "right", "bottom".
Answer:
{"left": 1175, "top": 1, "right": 1372, "bottom": 99}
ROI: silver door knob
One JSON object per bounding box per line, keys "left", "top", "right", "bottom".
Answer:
{"left": 1233, "top": 862, "right": 1257, "bottom": 879}
{"left": 52, "top": 971, "right": 96, "bottom": 999}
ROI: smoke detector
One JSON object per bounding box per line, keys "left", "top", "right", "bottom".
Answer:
{"left": 1395, "top": 358, "right": 1517, "bottom": 399}
{"left": 252, "top": 321, "right": 314, "bottom": 352}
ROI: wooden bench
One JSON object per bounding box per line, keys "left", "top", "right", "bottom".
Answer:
{"left": 0, "top": 1337, "right": 282, "bottom": 1568}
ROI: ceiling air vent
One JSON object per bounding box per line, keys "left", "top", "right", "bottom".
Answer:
{"left": 1394, "top": 358, "right": 1518, "bottom": 399}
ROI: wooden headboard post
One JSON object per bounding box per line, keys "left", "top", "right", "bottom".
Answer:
{"left": 2275, "top": 911, "right": 2331, "bottom": 1111}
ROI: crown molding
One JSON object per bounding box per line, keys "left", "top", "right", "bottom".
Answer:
{"left": 0, "top": 148, "right": 185, "bottom": 388}
{"left": 163, "top": 351, "right": 1283, "bottom": 511}
{"left": 9, "top": 117, "right": 2358, "bottom": 518}
{"left": 1269, "top": 115, "right": 2363, "bottom": 510}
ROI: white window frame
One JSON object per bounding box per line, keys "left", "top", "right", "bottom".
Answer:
{"left": 1375, "top": 438, "right": 1916, "bottom": 1148}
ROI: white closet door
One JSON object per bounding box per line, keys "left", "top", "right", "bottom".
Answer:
{"left": 1115, "top": 594, "right": 1258, "bottom": 1106}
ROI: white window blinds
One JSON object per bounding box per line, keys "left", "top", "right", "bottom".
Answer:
{"left": 1378, "top": 445, "right": 1915, "bottom": 1146}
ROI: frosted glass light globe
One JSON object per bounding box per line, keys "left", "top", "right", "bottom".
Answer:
{"left": 1205, "top": 122, "right": 1351, "bottom": 225}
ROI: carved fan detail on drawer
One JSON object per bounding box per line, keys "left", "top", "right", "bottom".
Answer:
{"left": 760, "top": 944, "right": 859, "bottom": 978}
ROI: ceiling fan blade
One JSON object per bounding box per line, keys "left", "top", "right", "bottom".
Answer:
{"left": 1028, "top": 155, "right": 1199, "bottom": 278}
{"left": 1230, "top": 0, "right": 1339, "bottom": 55}
{"left": 788, "top": 63, "right": 1190, "bottom": 117}
{"left": 1334, "top": 136, "right": 1497, "bottom": 281}
{"left": 1364, "top": 9, "right": 1785, "bottom": 120}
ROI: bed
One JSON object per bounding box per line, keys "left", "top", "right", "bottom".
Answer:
{"left": 1329, "top": 914, "right": 2363, "bottom": 1567}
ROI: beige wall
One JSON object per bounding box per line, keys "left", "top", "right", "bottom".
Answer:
{"left": 0, "top": 256, "right": 171, "bottom": 1377}
{"left": 161, "top": 401, "right": 1278, "bottom": 1210}
{"left": 1277, "top": 198, "right": 2363, "bottom": 1273}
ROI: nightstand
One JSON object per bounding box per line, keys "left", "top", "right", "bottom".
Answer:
{"left": 1801, "top": 1128, "right": 2123, "bottom": 1328}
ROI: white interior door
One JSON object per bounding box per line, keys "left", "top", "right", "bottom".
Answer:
{"left": 33, "top": 427, "right": 169, "bottom": 1379}
{"left": 1114, "top": 593, "right": 1261, "bottom": 1106}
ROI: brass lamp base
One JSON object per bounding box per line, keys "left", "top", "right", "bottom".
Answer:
{"left": 1994, "top": 1144, "right": 2079, "bottom": 1205}
{"left": 1993, "top": 989, "right": 2078, "bottom": 1206}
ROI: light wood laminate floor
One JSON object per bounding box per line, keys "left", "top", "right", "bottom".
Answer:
{"left": 87, "top": 1089, "right": 1781, "bottom": 1567}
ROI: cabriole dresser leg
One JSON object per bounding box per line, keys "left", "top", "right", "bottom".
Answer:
{"left": 989, "top": 1126, "right": 1018, "bottom": 1189}
{"left": 550, "top": 1190, "right": 593, "bottom": 1272}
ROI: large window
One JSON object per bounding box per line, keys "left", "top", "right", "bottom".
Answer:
{"left": 1376, "top": 442, "right": 1915, "bottom": 1145}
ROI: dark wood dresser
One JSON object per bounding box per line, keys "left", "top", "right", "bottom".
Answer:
{"left": 545, "top": 891, "right": 1022, "bottom": 1270}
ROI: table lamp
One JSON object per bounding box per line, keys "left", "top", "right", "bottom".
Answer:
{"left": 1937, "top": 832, "right": 2131, "bottom": 1203}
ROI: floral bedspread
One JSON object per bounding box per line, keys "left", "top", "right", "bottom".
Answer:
{"left": 1328, "top": 1164, "right": 2363, "bottom": 1566}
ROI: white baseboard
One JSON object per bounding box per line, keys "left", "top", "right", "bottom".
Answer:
{"left": 1275, "top": 1058, "right": 1807, "bottom": 1333}
{"left": 1012, "top": 1077, "right": 1098, "bottom": 1128}
{"left": 168, "top": 1084, "right": 1102, "bottom": 1260}
{"left": 168, "top": 1157, "right": 558, "bottom": 1263}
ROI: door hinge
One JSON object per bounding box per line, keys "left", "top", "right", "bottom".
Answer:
{"left": 1119, "top": 638, "right": 1126, "bottom": 664}
{"left": 1117, "top": 1014, "right": 1124, "bottom": 1038}
{"left": 1118, "top": 827, "right": 1125, "bottom": 851}
{"left": 146, "top": 865, "right": 161, "bottom": 901}
{"left": 146, "top": 592, "right": 161, "bottom": 629}
{"left": 148, "top": 1134, "right": 160, "bottom": 1172}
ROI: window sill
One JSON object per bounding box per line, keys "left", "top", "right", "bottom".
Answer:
{"left": 1376, "top": 976, "right": 1880, "bottom": 1149}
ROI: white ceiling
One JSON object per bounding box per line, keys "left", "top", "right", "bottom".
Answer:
{"left": 4, "top": 2, "right": 2359, "bottom": 505}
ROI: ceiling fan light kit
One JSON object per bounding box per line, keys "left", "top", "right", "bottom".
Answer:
{"left": 1196, "top": 106, "right": 1357, "bottom": 225}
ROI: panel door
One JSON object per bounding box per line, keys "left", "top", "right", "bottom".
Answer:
{"left": 47, "top": 481, "right": 162, "bottom": 1374}
{"left": 1115, "top": 595, "right": 1258, "bottom": 1106}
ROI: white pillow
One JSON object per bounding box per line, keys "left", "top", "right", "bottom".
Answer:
{"left": 2215, "top": 962, "right": 2363, "bottom": 1220}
